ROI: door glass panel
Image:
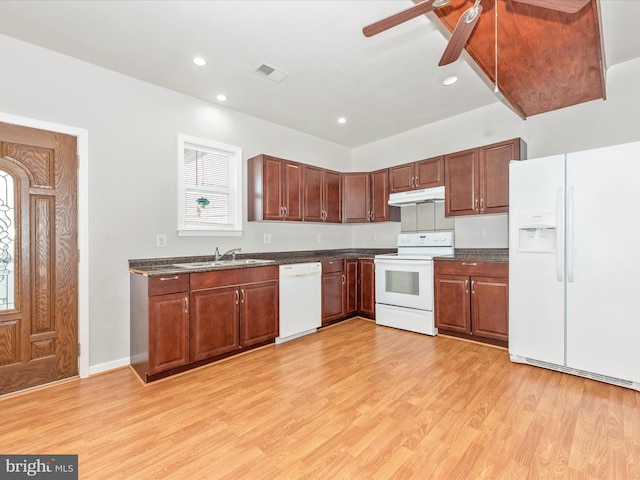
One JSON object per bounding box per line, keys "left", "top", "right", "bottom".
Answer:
{"left": 0, "top": 170, "right": 15, "bottom": 310}
{"left": 385, "top": 270, "right": 419, "bottom": 296}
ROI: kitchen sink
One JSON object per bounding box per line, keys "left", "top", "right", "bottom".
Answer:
{"left": 172, "top": 258, "right": 275, "bottom": 269}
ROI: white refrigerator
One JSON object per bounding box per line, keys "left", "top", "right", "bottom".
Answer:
{"left": 509, "top": 141, "right": 640, "bottom": 391}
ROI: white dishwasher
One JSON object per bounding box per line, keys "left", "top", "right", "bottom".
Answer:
{"left": 276, "top": 262, "right": 322, "bottom": 344}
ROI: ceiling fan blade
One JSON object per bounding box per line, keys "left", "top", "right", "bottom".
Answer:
{"left": 513, "top": 0, "right": 590, "bottom": 14}
{"left": 438, "top": 3, "right": 483, "bottom": 66}
{"left": 363, "top": 0, "right": 440, "bottom": 37}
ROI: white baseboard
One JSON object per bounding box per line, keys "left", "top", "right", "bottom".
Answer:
{"left": 89, "top": 357, "right": 131, "bottom": 376}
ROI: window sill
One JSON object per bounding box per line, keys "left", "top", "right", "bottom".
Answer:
{"left": 178, "top": 228, "right": 242, "bottom": 237}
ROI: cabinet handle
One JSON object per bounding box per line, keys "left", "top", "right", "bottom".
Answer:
{"left": 241, "top": 289, "right": 245, "bottom": 304}
{"left": 465, "top": 280, "right": 469, "bottom": 293}
{"left": 235, "top": 290, "right": 239, "bottom": 305}
{"left": 474, "top": 198, "right": 479, "bottom": 211}
{"left": 342, "top": 275, "right": 346, "bottom": 284}
{"left": 462, "top": 262, "right": 477, "bottom": 266}
{"left": 480, "top": 198, "right": 484, "bottom": 211}
{"left": 283, "top": 206, "right": 288, "bottom": 217}
{"left": 159, "top": 276, "right": 179, "bottom": 281}
{"left": 184, "top": 296, "right": 189, "bottom": 314}
{"left": 471, "top": 280, "right": 475, "bottom": 294}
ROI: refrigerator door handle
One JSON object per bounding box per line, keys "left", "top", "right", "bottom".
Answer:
{"left": 567, "top": 186, "right": 575, "bottom": 283}
{"left": 556, "top": 186, "right": 563, "bottom": 282}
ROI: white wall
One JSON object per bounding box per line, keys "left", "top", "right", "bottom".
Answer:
{"left": 3, "top": 30, "right": 640, "bottom": 369}
{"left": 352, "top": 57, "right": 640, "bottom": 248}
{"left": 0, "top": 34, "right": 358, "bottom": 369}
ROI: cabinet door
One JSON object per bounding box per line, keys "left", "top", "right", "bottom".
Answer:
{"left": 445, "top": 148, "right": 478, "bottom": 217}
{"left": 389, "top": 163, "right": 415, "bottom": 193}
{"left": 283, "top": 160, "right": 303, "bottom": 221}
{"left": 149, "top": 293, "right": 190, "bottom": 375}
{"left": 189, "top": 286, "right": 239, "bottom": 362}
{"left": 303, "top": 164, "right": 323, "bottom": 222}
{"left": 323, "top": 169, "right": 342, "bottom": 223}
{"left": 370, "top": 168, "right": 394, "bottom": 222}
{"left": 415, "top": 156, "right": 445, "bottom": 189}
{"left": 345, "top": 259, "right": 358, "bottom": 316}
{"left": 434, "top": 274, "right": 471, "bottom": 334}
{"left": 240, "top": 280, "right": 279, "bottom": 347}
{"left": 357, "top": 258, "right": 376, "bottom": 318}
{"left": 342, "top": 173, "right": 370, "bottom": 223}
{"left": 322, "top": 272, "right": 345, "bottom": 324}
{"left": 471, "top": 276, "right": 509, "bottom": 342}
{"left": 263, "top": 156, "right": 284, "bottom": 221}
{"left": 479, "top": 139, "right": 522, "bottom": 214}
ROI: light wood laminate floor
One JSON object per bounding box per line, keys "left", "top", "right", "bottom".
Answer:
{"left": 2, "top": 318, "right": 639, "bottom": 479}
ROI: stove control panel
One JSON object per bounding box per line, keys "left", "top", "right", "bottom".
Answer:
{"left": 397, "top": 231, "right": 454, "bottom": 248}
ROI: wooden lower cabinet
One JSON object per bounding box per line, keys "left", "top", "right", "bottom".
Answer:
{"left": 434, "top": 261, "right": 508, "bottom": 345}
{"left": 322, "top": 259, "right": 345, "bottom": 325}
{"left": 357, "top": 258, "right": 375, "bottom": 318}
{"left": 345, "top": 259, "right": 358, "bottom": 316}
{"left": 239, "top": 280, "right": 279, "bottom": 347}
{"left": 131, "top": 266, "right": 278, "bottom": 383}
{"left": 190, "top": 286, "right": 239, "bottom": 362}
{"left": 149, "top": 292, "right": 190, "bottom": 375}
{"left": 322, "top": 257, "right": 376, "bottom": 324}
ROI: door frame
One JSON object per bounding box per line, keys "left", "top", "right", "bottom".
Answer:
{"left": 0, "top": 112, "right": 89, "bottom": 379}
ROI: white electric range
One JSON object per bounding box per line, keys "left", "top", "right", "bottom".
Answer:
{"left": 374, "top": 231, "right": 454, "bottom": 335}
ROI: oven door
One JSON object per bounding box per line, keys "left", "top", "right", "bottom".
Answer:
{"left": 374, "top": 258, "right": 433, "bottom": 311}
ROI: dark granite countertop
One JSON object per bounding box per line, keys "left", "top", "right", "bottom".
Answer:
{"left": 129, "top": 248, "right": 396, "bottom": 276}
{"left": 435, "top": 248, "right": 509, "bottom": 263}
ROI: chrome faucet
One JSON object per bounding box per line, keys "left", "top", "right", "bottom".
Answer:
{"left": 215, "top": 247, "right": 241, "bottom": 261}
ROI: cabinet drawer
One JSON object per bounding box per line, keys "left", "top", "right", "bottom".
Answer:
{"left": 322, "top": 259, "right": 344, "bottom": 273}
{"left": 434, "top": 260, "right": 508, "bottom": 277}
{"left": 191, "top": 266, "right": 278, "bottom": 290}
{"left": 148, "top": 274, "right": 190, "bottom": 296}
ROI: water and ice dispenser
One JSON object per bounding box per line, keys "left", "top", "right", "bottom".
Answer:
{"left": 516, "top": 213, "right": 557, "bottom": 252}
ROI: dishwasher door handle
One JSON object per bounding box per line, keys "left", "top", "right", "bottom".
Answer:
{"left": 286, "top": 271, "right": 321, "bottom": 278}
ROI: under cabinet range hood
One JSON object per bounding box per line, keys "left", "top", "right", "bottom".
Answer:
{"left": 388, "top": 186, "right": 445, "bottom": 206}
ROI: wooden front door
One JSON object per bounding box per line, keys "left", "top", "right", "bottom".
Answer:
{"left": 0, "top": 122, "right": 78, "bottom": 396}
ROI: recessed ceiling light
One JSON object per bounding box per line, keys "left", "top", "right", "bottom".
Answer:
{"left": 216, "top": 94, "right": 227, "bottom": 102}
{"left": 443, "top": 76, "right": 458, "bottom": 86}
{"left": 193, "top": 57, "right": 206, "bottom": 66}
{"left": 337, "top": 117, "right": 347, "bottom": 124}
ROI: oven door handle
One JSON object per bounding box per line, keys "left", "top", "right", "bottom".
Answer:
{"left": 374, "top": 258, "right": 431, "bottom": 266}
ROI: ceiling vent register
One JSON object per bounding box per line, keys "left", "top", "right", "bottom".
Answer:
{"left": 254, "top": 63, "right": 290, "bottom": 83}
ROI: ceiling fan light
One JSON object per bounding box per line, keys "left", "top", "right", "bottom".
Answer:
{"left": 443, "top": 76, "right": 458, "bottom": 86}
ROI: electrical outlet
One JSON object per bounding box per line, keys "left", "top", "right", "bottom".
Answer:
{"left": 156, "top": 234, "right": 167, "bottom": 248}
{"left": 263, "top": 233, "right": 271, "bottom": 244}
{"left": 478, "top": 229, "right": 486, "bottom": 239}
{"left": 317, "top": 234, "right": 322, "bottom": 243}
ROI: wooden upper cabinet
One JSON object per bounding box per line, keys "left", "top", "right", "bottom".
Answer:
{"left": 248, "top": 154, "right": 303, "bottom": 221}
{"left": 323, "top": 169, "right": 342, "bottom": 223}
{"left": 343, "top": 169, "right": 398, "bottom": 223}
{"left": 445, "top": 138, "right": 526, "bottom": 217}
{"left": 389, "top": 156, "right": 444, "bottom": 193}
{"left": 342, "top": 172, "right": 371, "bottom": 223}
{"left": 415, "top": 156, "right": 445, "bottom": 189}
{"left": 303, "top": 165, "right": 341, "bottom": 223}
{"left": 303, "top": 164, "right": 323, "bottom": 222}
{"left": 480, "top": 140, "right": 525, "bottom": 213}
{"left": 389, "top": 163, "right": 415, "bottom": 193}
{"left": 371, "top": 168, "right": 398, "bottom": 222}
{"left": 445, "top": 148, "right": 478, "bottom": 216}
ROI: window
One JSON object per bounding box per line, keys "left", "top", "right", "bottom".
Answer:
{"left": 178, "top": 134, "right": 242, "bottom": 236}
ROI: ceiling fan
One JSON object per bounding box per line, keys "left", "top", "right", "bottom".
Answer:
{"left": 362, "top": 0, "right": 591, "bottom": 66}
